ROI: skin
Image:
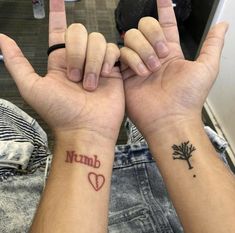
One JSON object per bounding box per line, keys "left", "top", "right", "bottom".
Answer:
{"left": 0, "top": 0, "right": 124, "bottom": 141}
{"left": 0, "top": 0, "right": 235, "bottom": 232}
{"left": 121, "top": 0, "right": 229, "bottom": 138}
{"left": 0, "top": 0, "right": 124, "bottom": 232}
{"left": 120, "top": 0, "right": 235, "bottom": 233}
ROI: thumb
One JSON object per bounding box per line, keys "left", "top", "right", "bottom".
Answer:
{"left": 0, "top": 34, "right": 40, "bottom": 99}
{"left": 197, "top": 22, "right": 228, "bottom": 75}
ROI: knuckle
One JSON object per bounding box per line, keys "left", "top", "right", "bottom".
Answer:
{"left": 87, "top": 56, "right": 101, "bottom": 65}
{"left": 89, "top": 32, "right": 106, "bottom": 42}
{"left": 138, "top": 17, "right": 156, "bottom": 28}
{"left": 86, "top": 59, "right": 100, "bottom": 71}
{"left": 124, "top": 29, "right": 141, "bottom": 46}
{"left": 107, "top": 43, "right": 118, "bottom": 50}
{"left": 107, "top": 43, "right": 120, "bottom": 56}
{"left": 120, "top": 47, "right": 128, "bottom": 56}
{"left": 67, "top": 52, "right": 84, "bottom": 60}
{"left": 160, "top": 21, "right": 177, "bottom": 28}
{"left": 87, "top": 61, "right": 97, "bottom": 68}
{"left": 139, "top": 17, "right": 161, "bottom": 33}
{"left": 125, "top": 28, "right": 139, "bottom": 39}
{"left": 68, "top": 23, "right": 86, "bottom": 32}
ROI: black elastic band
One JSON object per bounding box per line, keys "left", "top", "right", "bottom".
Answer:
{"left": 47, "top": 43, "right": 66, "bottom": 56}
{"left": 47, "top": 44, "right": 121, "bottom": 68}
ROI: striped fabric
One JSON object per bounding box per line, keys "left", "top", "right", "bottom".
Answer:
{"left": 125, "top": 118, "right": 145, "bottom": 144}
{"left": 0, "top": 99, "right": 50, "bottom": 182}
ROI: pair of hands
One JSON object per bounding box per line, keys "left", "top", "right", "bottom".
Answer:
{"left": 0, "top": 0, "right": 228, "bottom": 145}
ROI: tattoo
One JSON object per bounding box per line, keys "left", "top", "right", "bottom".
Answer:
{"left": 172, "top": 141, "right": 196, "bottom": 170}
{"left": 65, "top": 151, "right": 105, "bottom": 191}
{"left": 65, "top": 151, "right": 100, "bottom": 168}
{"left": 88, "top": 172, "right": 105, "bottom": 191}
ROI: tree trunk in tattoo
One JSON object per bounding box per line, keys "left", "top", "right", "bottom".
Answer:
{"left": 186, "top": 158, "right": 193, "bottom": 170}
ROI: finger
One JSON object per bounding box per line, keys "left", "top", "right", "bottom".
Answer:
{"left": 197, "top": 22, "right": 229, "bottom": 76}
{"left": 120, "top": 63, "right": 129, "bottom": 73}
{"left": 122, "top": 67, "right": 137, "bottom": 81}
{"left": 65, "top": 24, "right": 88, "bottom": 82}
{"left": 49, "top": 0, "right": 67, "bottom": 46}
{"left": 48, "top": 0, "right": 67, "bottom": 71}
{"left": 156, "top": 0, "right": 179, "bottom": 43}
{"left": 101, "top": 43, "right": 120, "bottom": 76}
{"left": 120, "top": 47, "right": 150, "bottom": 77}
{"left": 138, "top": 17, "right": 169, "bottom": 58}
{"left": 124, "top": 29, "right": 161, "bottom": 72}
{"left": 83, "top": 32, "right": 107, "bottom": 91}
{"left": 0, "top": 34, "right": 39, "bottom": 98}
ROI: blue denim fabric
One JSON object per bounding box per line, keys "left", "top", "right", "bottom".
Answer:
{"left": 109, "top": 143, "right": 183, "bottom": 232}
{"left": 0, "top": 99, "right": 230, "bottom": 233}
{"left": 0, "top": 99, "right": 50, "bottom": 233}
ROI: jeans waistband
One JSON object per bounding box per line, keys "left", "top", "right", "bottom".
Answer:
{"left": 114, "top": 142, "right": 154, "bottom": 169}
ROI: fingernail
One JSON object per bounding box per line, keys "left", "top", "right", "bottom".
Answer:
{"left": 102, "top": 63, "right": 110, "bottom": 74}
{"left": 69, "top": 69, "right": 81, "bottom": 82}
{"left": 147, "top": 55, "right": 161, "bottom": 70}
{"left": 137, "top": 63, "right": 149, "bottom": 75}
{"left": 155, "top": 41, "right": 169, "bottom": 57}
{"left": 84, "top": 73, "right": 97, "bottom": 91}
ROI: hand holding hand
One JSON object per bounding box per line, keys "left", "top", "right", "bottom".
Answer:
{"left": 121, "top": 0, "right": 228, "bottom": 138}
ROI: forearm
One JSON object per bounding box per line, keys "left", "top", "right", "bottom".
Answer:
{"left": 146, "top": 119, "right": 235, "bottom": 233}
{"left": 30, "top": 132, "right": 115, "bottom": 233}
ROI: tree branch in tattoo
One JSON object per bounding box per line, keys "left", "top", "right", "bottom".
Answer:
{"left": 65, "top": 151, "right": 105, "bottom": 191}
{"left": 172, "top": 141, "right": 196, "bottom": 170}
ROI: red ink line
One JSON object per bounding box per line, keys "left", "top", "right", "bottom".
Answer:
{"left": 65, "top": 151, "right": 101, "bottom": 169}
{"left": 88, "top": 172, "right": 105, "bottom": 191}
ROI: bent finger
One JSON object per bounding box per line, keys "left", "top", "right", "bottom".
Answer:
{"left": 83, "top": 32, "right": 107, "bottom": 91}
{"left": 122, "top": 66, "right": 137, "bottom": 81}
{"left": 138, "top": 17, "right": 169, "bottom": 58}
{"left": 120, "top": 47, "right": 150, "bottom": 77}
{"left": 65, "top": 23, "right": 88, "bottom": 82}
{"left": 101, "top": 43, "right": 120, "bottom": 76}
{"left": 124, "top": 29, "right": 161, "bottom": 72}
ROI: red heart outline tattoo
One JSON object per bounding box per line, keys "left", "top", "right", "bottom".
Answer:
{"left": 88, "top": 172, "right": 105, "bottom": 191}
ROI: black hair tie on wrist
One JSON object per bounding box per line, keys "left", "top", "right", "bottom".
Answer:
{"left": 47, "top": 43, "right": 66, "bottom": 56}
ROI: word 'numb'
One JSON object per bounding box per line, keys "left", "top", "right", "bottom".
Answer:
{"left": 65, "top": 151, "right": 101, "bottom": 169}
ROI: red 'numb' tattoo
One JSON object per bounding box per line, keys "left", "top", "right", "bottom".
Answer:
{"left": 65, "top": 151, "right": 100, "bottom": 168}
{"left": 65, "top": 151, "right": 105, "bottom": 191}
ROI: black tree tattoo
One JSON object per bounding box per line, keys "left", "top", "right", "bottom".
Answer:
{"left": 172, "top": 141, "right": 196, "bottom": 170}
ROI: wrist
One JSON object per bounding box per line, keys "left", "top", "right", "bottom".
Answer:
{"left": 50, "top": 129, "right": 115, "bottom": 188}
{"left": 145, "top": 117, "right": 205, "bottom": 154}
{"left": 34, "top": 130, "right": 115, "bottom": 233}
{"left": 144, "top": 115, "right": 203, "bottom": 139}
{"left": 54, "top": 128, "right": 117, "bottom": 149}
{"left": 51, "top": 129, "right": 116, "bottom": 175}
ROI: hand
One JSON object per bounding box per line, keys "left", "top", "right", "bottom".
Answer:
{"left": 0, "top": 0, "right": 124, "bottom": 143}
{"left": 121, "top": 0, "right": 228, "bottom": 138}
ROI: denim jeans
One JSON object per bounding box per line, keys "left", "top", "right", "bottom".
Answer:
{"left": 0, "top": 99, "right": 229, "bottom": 233}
